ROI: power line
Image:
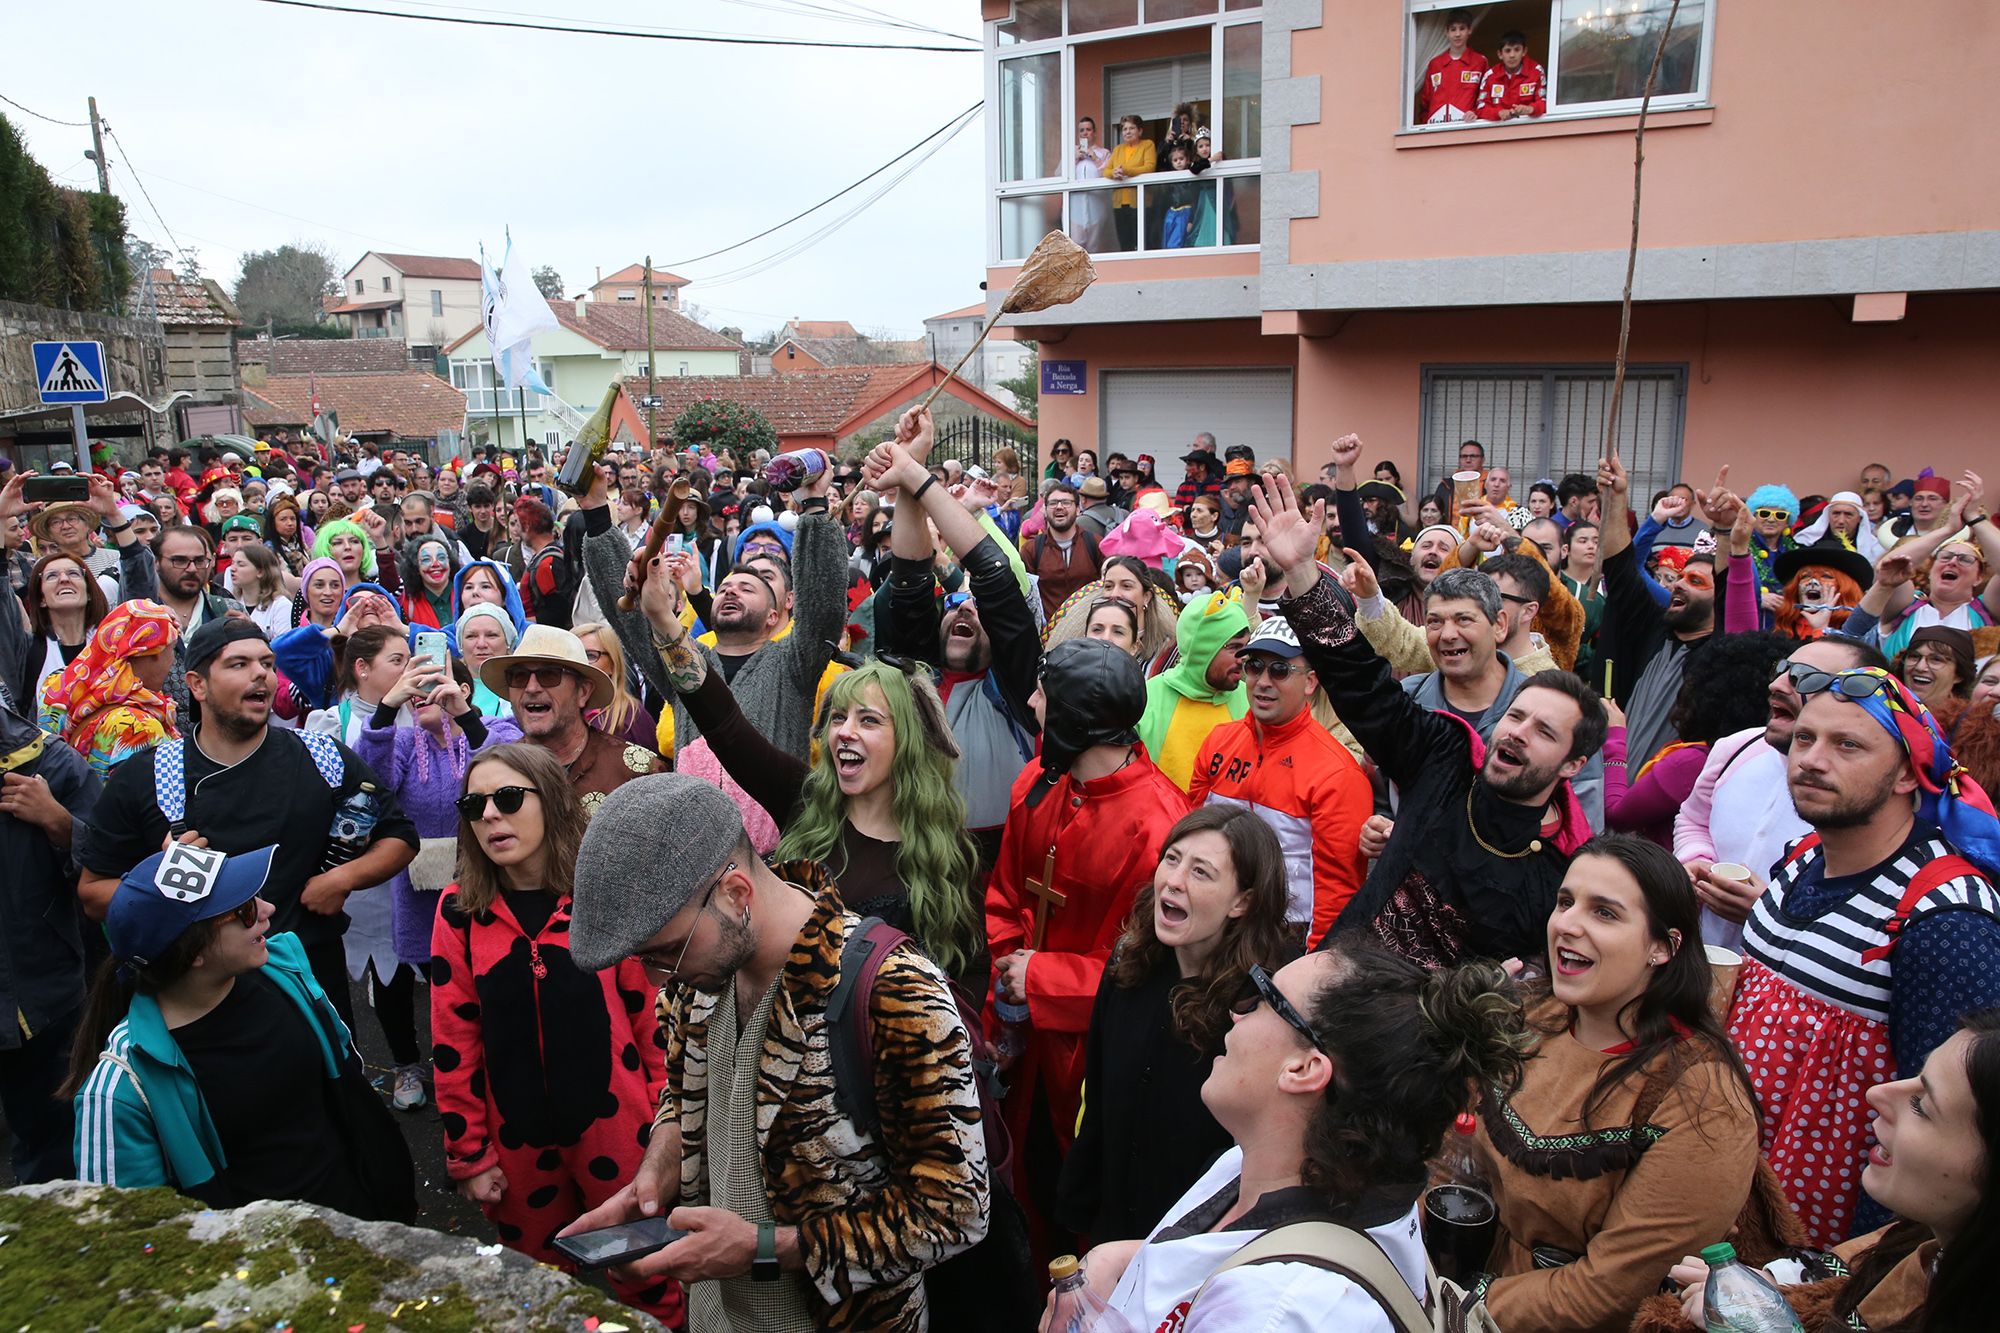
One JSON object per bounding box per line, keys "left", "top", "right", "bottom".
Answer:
{"left": 99, "top": 124, "right": 200, "bottom": 274}
{"left": 251, "top": 0, "right": 978, "bottom": 50}
{"left": 0, "top": 91, "right": 89, "bottom": 128}
{"left": 666, "top": 101, "right": 981, "bottom": 269}
{"left": 712, "top": 0, "right": 976, "bottom": 44}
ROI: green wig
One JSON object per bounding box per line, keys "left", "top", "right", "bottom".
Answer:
{"left": 776, "top": 662, "right": 979, "bottom": 975}
{"left": 312, "top": 517, "right": 377, "bottom": 579}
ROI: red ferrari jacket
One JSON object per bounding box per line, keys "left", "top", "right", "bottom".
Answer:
{"left": 1478, "top": 58, "right": 1549, "bottom": 120}
{"left": 1421, "top": 48, "right": 1490, "bottom": 120}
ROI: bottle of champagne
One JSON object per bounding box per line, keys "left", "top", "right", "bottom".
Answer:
{"left": 555, "top": 382, "right": 624, "bottom": 496}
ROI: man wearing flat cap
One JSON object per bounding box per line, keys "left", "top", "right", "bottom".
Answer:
{"left": 564, "top": 774, "right": 989, "bottom": 1333}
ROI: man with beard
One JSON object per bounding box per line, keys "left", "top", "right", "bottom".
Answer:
{"left": 869, "top": 412, "right": 1040, "bottom": 860}
{"left": 984, "top": 637, "right": 1188, "bottom": 1247}
{"left": 1727, "top": 667, "right": 2000, "bottom": 1246}
{"left": 1246, "top": 473, "right": 1604, "bottom": 968}
{"left": 1674, "top": 634, "right": 1889, "bottom": 950}
{"left": 149, "top": 524, "right": 246, "bottom": 733}
{"left": 563, "top": 775, "right": 990, "bottom": 1332}
{"left": 1025, "top": 481, "right": 1102, "bottom": 621}
{"left": 484, "top": 623, "right": 663, "bottom": 816}
{"left": 583, "top": 459, "right": 844, "bottom": 762}
{"left": 1596, "top": 454, "right": 1729, "bottom": 772}
{"left": 77, "top": 619, "right": 417, "bottom": 1022}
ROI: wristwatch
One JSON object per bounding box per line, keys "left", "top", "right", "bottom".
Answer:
{"left": 752, "top": 1222, "right": 779, "bottom": 1282}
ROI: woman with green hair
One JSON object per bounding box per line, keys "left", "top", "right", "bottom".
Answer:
{"left": 312, "top": 516, "right": 383, "bottom": 589}
{"left": 650, "top": 621, "right": 982, "bottom": 979}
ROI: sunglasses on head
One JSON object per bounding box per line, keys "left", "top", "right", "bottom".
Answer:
{"left": 505, "top": 665, "right": 574, "bottom": 691}
{"left": 1231, "top": 965, "right": 1326, "bottom": 1051}
{"left": 1239, "top": 654, "right": 1305, "bottom": 681}
{"left": 1772, "top": 659, "right": 1894, "bottom": 702}
{"left": 456, "top": 785, "right": 541, "bottom": 820}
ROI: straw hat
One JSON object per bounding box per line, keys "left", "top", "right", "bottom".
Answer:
{"left": 30, "top": 502, "right": 100, "bottom": 543}
{"left": 477, "top": 623, "right": 614, "bottom": 709}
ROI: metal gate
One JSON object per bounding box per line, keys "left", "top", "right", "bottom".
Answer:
{"left": 933, "top": 414, "right": 1035, "bottom": 475}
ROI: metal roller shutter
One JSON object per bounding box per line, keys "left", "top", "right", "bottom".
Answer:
{"left": 1101, "top": 367, "right": 1294, "bottom": 463}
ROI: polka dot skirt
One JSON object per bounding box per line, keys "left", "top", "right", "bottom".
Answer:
{"left": 1729, "top": 957, "right": 1892, "bottom": 1248}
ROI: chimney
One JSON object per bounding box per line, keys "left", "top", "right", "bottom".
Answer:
{"left": 574, "top": 296, "right": 586, "bottom": 320}
{"left": 595, "top": 266, "right": 602, "bottom": 283}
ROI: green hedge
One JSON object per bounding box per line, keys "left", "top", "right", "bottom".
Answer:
{"left": 0, "top": 115, "right": 131, "bottom": 312}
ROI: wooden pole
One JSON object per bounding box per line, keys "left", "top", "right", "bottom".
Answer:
{"left": 1603, "top": 0, "right": 1684, "bottom": 464}
{"left": 915, "top": 307, "right": 1005, "bottom": 415}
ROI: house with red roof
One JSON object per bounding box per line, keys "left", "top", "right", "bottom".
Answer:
{"left": 332, "top": 252, "right": 484, "bottom": 357}
{"left": 589, "top": 263, "right": 691, "bottom": 309}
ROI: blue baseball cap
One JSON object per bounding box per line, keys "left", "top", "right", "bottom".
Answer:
{"left": 106, "top": 844, "right": 278, "bottom": 967}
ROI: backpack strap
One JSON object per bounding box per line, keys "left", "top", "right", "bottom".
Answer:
{"left": 100, "top": 1050, "right": 155, "bottom": 1119}
{"left": 1860, "top": 855, "right": 1985, "bottom": 965}
{"left": 1778, "top": 832, "right": 1823, "bottom": 874}
{"left": 1190, "top": 1220, "right": 1431, "bottom": 1333}
{"left": 297, "top": 729, "right": 347, "bottom": 788}
{"left": 827, "top": 916, "right": 907, "bottom": 1138}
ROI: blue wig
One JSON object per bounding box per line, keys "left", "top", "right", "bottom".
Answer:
{"left": 1747, "top": 484, "right": 1800, "bottom": 520}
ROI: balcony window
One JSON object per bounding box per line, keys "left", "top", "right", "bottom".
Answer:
{"left": 1000, "top": 53, "right": 1063, "bottom": 182}
{"left": 452, "top": 358, "right": 555, "bottom": 413}
{"left": 1405, "top": 0, "right": 1710, "bottom": 129}
{"left": 990, "top": 3, "right": 1261, "bottom": 261}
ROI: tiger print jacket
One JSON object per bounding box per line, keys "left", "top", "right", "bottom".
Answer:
{"left": 653, "top": 884, "right": 990, "bottom": 1331}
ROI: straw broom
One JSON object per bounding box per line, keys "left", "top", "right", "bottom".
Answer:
{"left": 917, "top": 230, "right": 1096, "bottom": 413}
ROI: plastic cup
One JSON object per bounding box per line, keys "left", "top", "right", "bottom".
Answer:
{"left": 1706, "top": 944, "right": 1743, "bottom": 1021}
{"left": 1452, "top": 470, "right": 1482, "bottom": 526}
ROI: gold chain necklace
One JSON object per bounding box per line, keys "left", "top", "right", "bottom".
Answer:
{"left": 1465, "top": 784, "right": 1544, "bottom": 858}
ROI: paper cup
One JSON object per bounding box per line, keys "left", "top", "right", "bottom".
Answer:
{"left": 1706, "top": 944, "right": 1743, "bottom": 1021}
{"left": 1710, "top": 863, "right": 1752, "bottom": 883}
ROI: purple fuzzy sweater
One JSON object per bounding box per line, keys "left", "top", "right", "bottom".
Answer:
{"left": 356, "top": 712, "right": 521, "bottom": 965}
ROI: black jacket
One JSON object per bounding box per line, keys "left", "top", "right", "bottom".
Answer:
{"left": 878, "top": 534, "right": 1039, "bottom": 737}
{"left": 0, "top": 705, "right": 101, "bottom": 1050}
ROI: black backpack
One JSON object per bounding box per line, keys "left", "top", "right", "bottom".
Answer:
{"left": 827, "top": 917, "right": 1035, "bottom": 1331}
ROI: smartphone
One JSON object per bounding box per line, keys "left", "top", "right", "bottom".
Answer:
{"left": 23, "top": 475, "right": 89, "bottom": 504}
{"left": 664, "top": 533, "right": 687, "bottom": 557}
{"left": 551, "top": 1217, "right": 686, "bottom": 1271}
{"left": 412, "top": 631, "right": 451, "bottom": 672}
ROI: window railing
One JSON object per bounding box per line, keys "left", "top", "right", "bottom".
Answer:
{"left": 459, "top": 387, "right": 551, "bottom": 413}
{"left": 996, "top": 165, "right": 1259, "bottom": 261}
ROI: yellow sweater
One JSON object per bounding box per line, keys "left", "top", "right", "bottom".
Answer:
{"left": 1102, "top": 140, "right": 1155, "bottom": 209}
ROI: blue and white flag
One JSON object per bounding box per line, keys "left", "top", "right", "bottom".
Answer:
{"left": 479, "top": 233, "right": 557, "bottom": 395}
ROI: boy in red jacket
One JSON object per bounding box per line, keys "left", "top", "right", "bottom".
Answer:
{"left": 1478, "top": 30, "right": 1549, "bottom": 120}
{"left": 1419, "top": 10, "right": 1488, "bottom": 124}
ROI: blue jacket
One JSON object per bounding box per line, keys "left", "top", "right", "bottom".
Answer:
{"left": 72, "top": 933, "right": 352, "bottom": 1190}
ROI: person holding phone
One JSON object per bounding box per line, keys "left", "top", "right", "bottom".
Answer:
{"left": 431, "top": 743, "right": 677, "bottom": 1323}
{"left": 1070, "top": 116, "right": 1113, "bottom": 253}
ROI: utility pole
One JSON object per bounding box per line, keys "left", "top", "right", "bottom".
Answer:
{"left": 643, "top": 255, "right": 658, "bottom": 448}
{"left": 87, "top": 97, "right": 110, "bottom": 194}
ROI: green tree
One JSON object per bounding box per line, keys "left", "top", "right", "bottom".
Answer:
{"left": 669, "top": 398, "right": 778, "bottom": 458}
{"left": 0, "top": 114, "right": 130, "bottom": 312}
{"left": 532, "top": 264, "right": 564, "bottom": 299}
{"left": 232, "top": 241, "right": 340, "bottom": 327}
{"left": 995, "top": 341, "right": 1039, "bottom": 421}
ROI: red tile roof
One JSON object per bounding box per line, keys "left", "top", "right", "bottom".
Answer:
{"left": 238, "top": 338, "right": 413, "bottom": 374}
{"left": 927, "top": 303, "right": 986, "bottom": 322}
{"left": 593, "top": 263, "right": 691, "bottom": 289}
{"left": 374, "top": 253, "right": 482, "bottom": 281}
{"left": 328, "top": 297, "right": 403, "bottom": 314}
{"left": 242, "top": 371, "right": 466, "bottom": 438}
{"left": 441, "top": 301, "right": 741, "bottom": 355}
{"left": 619, "top": 362, "right": 1032, "bottom": 438}
{"left": 776, "top": 335, "right": 926, "bottom": 367}
{"left": 137, "top": 269, "right": 241, "bottom": 327}
{"left": 787, "top": 319, "right": 859, "bottom": 340}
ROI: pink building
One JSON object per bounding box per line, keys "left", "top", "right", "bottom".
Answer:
{"left": 981, "top": 0, "right": 2000, "bottom": 503}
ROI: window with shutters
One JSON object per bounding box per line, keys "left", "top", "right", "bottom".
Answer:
{"left": 1420, "top": 364, "right": 1685, "bottom": 505}
{"left": 988, "top": 2, "right": 1261, "bottom": 262}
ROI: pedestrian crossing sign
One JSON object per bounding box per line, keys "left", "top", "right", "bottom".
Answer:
{"left": 33, "top": 341, "right": 109, "bottom": 404}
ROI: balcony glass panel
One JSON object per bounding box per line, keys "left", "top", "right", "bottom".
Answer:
{"left": 1146, "top": 0, "right": 1216, "bottom": 19}
{"left": 1555, "top": 0, "right": 1706, "bottom": 106}
{"left": 1223, "top": 175, "right": 1260, "bottom": 245}
{"left": 1069, "top": 0, "right": 1139, "bottom": 35}
{"left": 1141, "top": 177, "right": 1218, "bottom": 250}
{"left": 1000, "top": 53, "right": 1063, "bottom": 182}
{"left": 1221, "top": 22, "right": 1262, "bottom": 158}
{"left": 1000, "top": 192, "right": 1065, "bottom": 262}
{"left": 1224, "top": 0, "right": 1260, "bottom": 9}
{"left": 996, "top": 0, "right": 1059, "bottom": 44}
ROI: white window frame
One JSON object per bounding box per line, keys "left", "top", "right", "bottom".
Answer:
{"left": 430, "top": 289, "right": 443, "bottom": 318}
{"left": 986, "top": 2, "right": 1264, "bottom": 266}
{"left": 450, "top": 357, "right": 554, "bottom": 413}
{"left": 1401, "top": 0, "right": 1715, "bottom": 134}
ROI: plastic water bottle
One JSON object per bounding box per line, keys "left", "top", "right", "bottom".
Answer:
{"left": 763, "top": 448, "right": 830, "bottom": 494}
{"left": 1046, "top": 1255, "right": 1134, "bottom": 1333}
{"left": 322, "top": 782, "right": 381, "bottom": 871}
{"left": 993, "top": 975, "right": 1031, "bottom": 1074}
{"left": 1701, "top": 1242, "right": 1803, "bottom": 1332}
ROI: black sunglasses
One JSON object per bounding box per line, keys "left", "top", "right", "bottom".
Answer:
{"left": 1772, "top": 659, "right": 1890, "bottom": 702}
{"left": 1231, "top": 965, "right": 1326, "bottom": 1052}
{"left": 1239, "top": 655, "right": 1306, "bottom": 681}
{"left": 505, "top": 665, "right": 574, "bottom": 691}
{"left": 228, "top": 896, "right": 265, "bottom": 930}
{"left": 456, "top": 785, "right": 541, "bottom": 820}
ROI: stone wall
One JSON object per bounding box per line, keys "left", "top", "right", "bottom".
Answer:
{"left": 0, "top": 298, "right": 167, "bottom": 416}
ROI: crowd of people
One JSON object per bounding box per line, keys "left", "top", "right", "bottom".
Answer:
{"left": 2, "top": 406, "right": 1998, "bottom": 1333}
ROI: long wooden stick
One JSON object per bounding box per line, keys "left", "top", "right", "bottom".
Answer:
{"left": 916, "top": 307, "right": 1006, "bottom": 414}
{"left": 1604, "top": 0, "right": 1684, "bottom": 464}
{"left": 618, "top": 480, "right": 692, "bottom": 613}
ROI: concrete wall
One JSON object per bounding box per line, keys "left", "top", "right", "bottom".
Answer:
{"left": 1288, "top": 292, "right": 2000, "bottom": 496}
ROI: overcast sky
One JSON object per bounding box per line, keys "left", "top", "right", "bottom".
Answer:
{"left": 8, "top": 0, "right": 988, "bottom": 339}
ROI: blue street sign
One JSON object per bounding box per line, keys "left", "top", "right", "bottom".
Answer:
{"left": 1041, "top": 359, "right": 1086, "bottom": 396}
{"left": 33, "top": 341, "right": 109, "bottom": 404}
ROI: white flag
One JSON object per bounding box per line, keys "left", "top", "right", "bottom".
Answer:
{"left": 480, "top": 235, "right": 556, "bottom": 394}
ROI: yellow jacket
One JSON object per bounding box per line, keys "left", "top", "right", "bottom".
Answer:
{"left": 1102, "top": 140, "right": 1156, "bottom": 209}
